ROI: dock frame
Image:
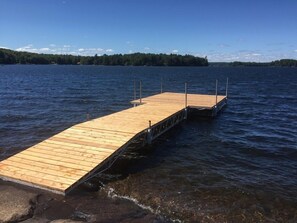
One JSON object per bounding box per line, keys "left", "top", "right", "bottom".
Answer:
{"left": 0, "top": 91, "right": 227, "bottom": 195}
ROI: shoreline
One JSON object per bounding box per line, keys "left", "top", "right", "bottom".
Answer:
{"left": 0, "top": 180, "right": 168, "bottom": 223}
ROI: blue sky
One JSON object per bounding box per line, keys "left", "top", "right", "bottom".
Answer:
{"left": 0, "top": 0, "right": 296, "bottom": 62}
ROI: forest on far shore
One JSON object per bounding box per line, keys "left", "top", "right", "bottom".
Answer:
{"left": 1, "top": 48, "right": 296, "bottom": 67}
{"left": 0, "top": 48, "right": 208, "bottom": 66}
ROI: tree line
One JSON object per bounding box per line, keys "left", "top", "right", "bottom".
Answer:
{"left": 230, "top": 59, "right": 297, "bottom": 67}
{"left": 270, "top": 59, "right": 297, "bottom": 67}
{"left": 0, "top": 48, "right": 208, "bottom": 66}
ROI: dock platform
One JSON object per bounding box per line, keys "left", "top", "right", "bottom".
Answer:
{"left": 0, "top": 92, "right": 227, "bottom": 195}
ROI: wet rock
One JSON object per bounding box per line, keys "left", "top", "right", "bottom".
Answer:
{"left": 71, "top": 211, "right": 96, "bottom": 222}
{"left": 81, "top": 180, "right": 103, "bottom": 192}
{"left": 0, "top": 185, "right": 38, "bottom": 223}
{"left": 40, "top": 199, "right": 74, "bottom": 220}
{"left": 0, "top": 181, "right": 165, "bottom": 223}
{"left": 50, "top": 220, "right": 84, "bottom": 223}
{"left": 22, "top": 217, "right": 50, "bottom": 223}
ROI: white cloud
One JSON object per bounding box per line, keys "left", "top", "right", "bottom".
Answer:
{"left": 40, "top": 48, "right": 50, "bottom": 51}
{"left": 13, "top": 44, "right": 115, "bottom": 56}
{"left": 0, "top": 46, "right": 9, "bottom": 49}
{"left": 26, "top": 44, "right": 33, "bottom": 48}
{"left": 68, "top": 51, "right": 78, "bottom": 55}
{"left": 172, "top": 49, "right": 178, "bottom": 54}
{"left": 195, "top": 53, "right": 207, "bottom": 58}
{"left": 74, "top": 48, "right": 114, "bottom": 56}
{"left": 294, "top": 49, "right": 297, "bottom": 52}
{"left": 16, "top": 44, "right": 34, "bottom": 51}
{"left": 144, "top": 47, "right": 150, "bottom": 51}
{"left": 16, "top": 44, "right": 62, "bottom": 54}
{"left": 204, "top": 50, "right": 281, "bottom": 62}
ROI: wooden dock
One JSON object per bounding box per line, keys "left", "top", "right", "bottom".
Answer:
{"left": 0, "top": 92, "right": 227, "bottom": 195}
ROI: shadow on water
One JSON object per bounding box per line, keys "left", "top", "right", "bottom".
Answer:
{"left": 74, "top": 120, "right": 192, "bottom": 192}
{"left": 73, "top": 108, "right": 221, "bottom": 187}
{"left": 70, "top": 108, "right": 297, "bottom": 222}
{"left": 70, "top": 116, "right": 225, "bottom": 222}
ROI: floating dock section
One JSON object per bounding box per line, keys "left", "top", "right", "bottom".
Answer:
{"left": 0, "top": 92, "right": 227, "bottom": 195}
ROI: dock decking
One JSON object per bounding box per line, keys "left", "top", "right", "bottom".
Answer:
{"left": 0, "top": 92, "right": 227, "bottom": 195}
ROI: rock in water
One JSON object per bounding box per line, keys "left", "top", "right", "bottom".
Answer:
{"left": 0, "top": 185, "right": 38, "bottom": 223}
{"left": 50, "top": 220, "right": 84, "bottom": 223}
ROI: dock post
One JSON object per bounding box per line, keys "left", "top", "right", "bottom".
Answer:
{"left": 184, "top": 82, "right": 188, "bottom": 119}
{"left": 140, "top": 81, "right": 142, "bottom": 104}
{"left": 213, "top": 79, "right": 218, "bottom": 116}
{"left": 215, "top": 79, "right": 218, "bottom": 106}
{"left": 225, "top": 77, "right": 229, "bottom": 98}
{"left": 185, "top": 82, "right": 188, "bottom": 107}
{"left": 147, "top": 120, "right": 152, "bottom": 144}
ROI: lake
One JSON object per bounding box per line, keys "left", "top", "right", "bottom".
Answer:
{"left": 0, "top": 65, "right": 297, "bottom": 222}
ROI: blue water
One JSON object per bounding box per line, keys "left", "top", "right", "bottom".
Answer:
{"left": 0, "top": 65, "right": 297, "bottom": 222}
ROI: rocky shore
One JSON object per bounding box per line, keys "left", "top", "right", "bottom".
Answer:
{"left": 0, "top": 181, "right": 165, "bottom": 223}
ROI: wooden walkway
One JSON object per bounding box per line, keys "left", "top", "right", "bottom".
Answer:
{"left": 0, "top": 92, "right": 226, "bottom": 195}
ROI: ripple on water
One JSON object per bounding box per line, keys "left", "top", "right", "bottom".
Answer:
{"left": 0, "top": 65, "right": 297, "bottom": 222}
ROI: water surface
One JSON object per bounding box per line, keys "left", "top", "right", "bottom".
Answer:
{"left": 0, "top": 65, "right": 296, "bottom": 222}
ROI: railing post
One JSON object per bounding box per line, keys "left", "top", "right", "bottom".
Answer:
{"left": 215, "top": 79, "right": 218, "bottom": 106}
{"left": 147, "top": 120, "right": 152, "bottom": 144}
{"left": 134, "top": 79, "right": 136, "bottom": 100}
{"left": 133, "top": 79, "right": 136, "bottom": 107}
{"left": 225, "top": 77, "right": 229, "bottom": 98}
{"left": 139, "top": 80, "right": 142, "bottom": 104}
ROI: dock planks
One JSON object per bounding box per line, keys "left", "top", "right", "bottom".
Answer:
{"left": 0, "top": 92, "right": 226, "bottom": 194}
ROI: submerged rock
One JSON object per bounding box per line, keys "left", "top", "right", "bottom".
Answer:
{"left": 0, "top": 185, "right": 38, "bottom": 223}
{"left": 71, "top": 211, "right": 95, "bottom": 222}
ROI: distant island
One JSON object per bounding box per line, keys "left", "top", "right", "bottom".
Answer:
{"left": 0, "top": 48, "right": 208, "bottom": 66}
{"left": 210, "top": 60, "right": 297, "bottom": 67}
